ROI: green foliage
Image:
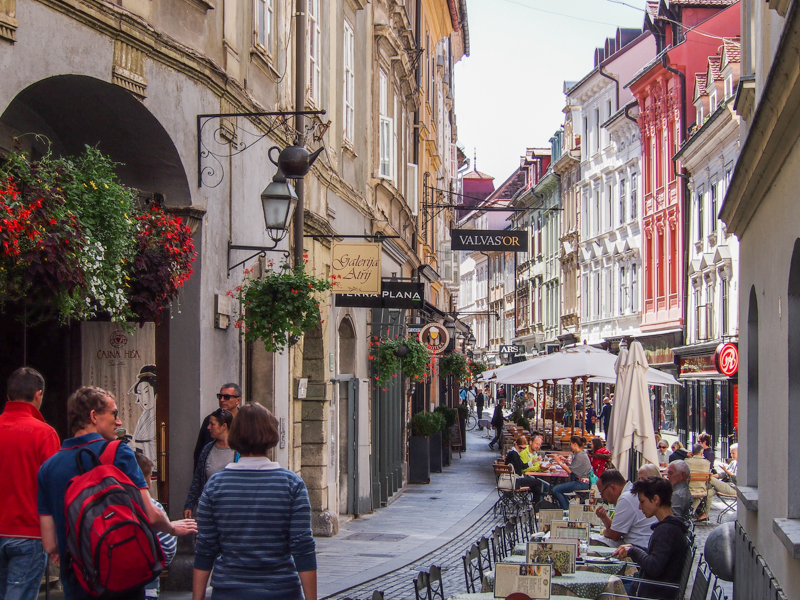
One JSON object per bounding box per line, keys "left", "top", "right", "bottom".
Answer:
{"left": 516, "top": 416, "right": 531, "bottom": 431}
{"left": 370, "top": 335, "right": 432, "bottom": 387}
{"left": 409, "top": 411, "right": 445, "bottom": 437}
{"left": 434, "top": 405, "right": 458, "bottom": 440}
{"left": 234, "top": 259, "right": 332, "bottom": 354}
{"left": 469, "top": 360, "right": 489, "bottom": 381}
{"left": 0, "top": 143, "right": 194, "bottom": 325}
{"left": 438, "top": 352, "right": 470, "bottom": 384}
{"left": 456, "top": 403, "right": 469, "bottom": 419}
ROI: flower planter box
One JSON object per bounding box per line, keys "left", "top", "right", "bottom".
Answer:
{"left": 430, "top": 430, "right": 443, "bottom": 473}
{"left": 459, "top": 417, "right": 467, "bottom": 452}
{"left": 408, "top": 435, "right": 431, "bottom": 484}
{"left": 442, "top": 440, "right": 452, "bottom": 467}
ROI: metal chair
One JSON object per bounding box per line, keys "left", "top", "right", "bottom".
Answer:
{"left": 689, "top": 555, "right": 714, "bottom": 600}
{"left": 503, "top": 519, "right": 519, "bottom": 555}
{"left": 602, "top": 544, "right": 697, "bottom": 600}
{"left": 477, "top": 535, "right": 492, "bottom": 572}
{"left": 428, "top": 565, "right": 444, "bottom": 600}
{"left": 412, "top": 569, "right": 430, "bottom": 600}
{"left": 715, "top": 488, "right": 738, "bottom": 523}
{"left": 491, "top": 525, "right": 507, "bottom": 564}
{"left": 462, "top": 544, "right": 484, "bottom": 593}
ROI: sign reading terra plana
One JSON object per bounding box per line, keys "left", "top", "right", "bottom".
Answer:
{"left": 451, "top": 229, "right": 528, "bottom": 252}
{"left": 331, "top": 242, "right": 382, "bottom": 294}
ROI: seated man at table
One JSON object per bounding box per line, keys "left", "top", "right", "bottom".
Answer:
{"left": 708, "top": 443, "right": 738, "bottom": 499}
{"left": 666, "top": 460, "right": 693, "bottom": 521}
{"left": 686, "top": 443, "right": 712, "bottom": 519}
{"left": 613, "top": 477, "right": 690, "bottom": 600}
{"left": 504, "top": 436, "right": 546, "bottom": 502}
{"left": 595, "top": 469, "right": 657, "bottom": 548}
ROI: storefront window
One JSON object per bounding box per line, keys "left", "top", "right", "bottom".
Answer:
{"left": 660, "top": 388, "right": 678, "bottom": 434}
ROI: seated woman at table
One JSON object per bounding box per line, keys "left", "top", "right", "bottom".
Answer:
{"left": 551, "top": 435, "right": 593, "bottom": 509}
{"left": 504, "top": 436, "right": 547, "bottom": 502}
{"left": 589, "top": 437, "right": 611, "bottom": 477}
{"left": 613, "top": 476, "right": 690, "bottom": 600}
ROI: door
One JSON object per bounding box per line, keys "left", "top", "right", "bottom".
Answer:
{"left": 347, "top": 377, "right": 359, "bottom": 516}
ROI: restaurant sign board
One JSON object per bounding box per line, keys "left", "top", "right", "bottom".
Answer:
{"left": 451, "top": 229, "right": 528, "bottom": 252}
{"left": 417, "top": 322, "right": 450, "bottom": 354}
{"left": 715, "top": 342, "right": 739, "bottom": 377}
{"left": 331, "top": 242, "right": 381, "bottom": 294}
{"left": 334, "top": 281, "right": 424, "bottom": 308}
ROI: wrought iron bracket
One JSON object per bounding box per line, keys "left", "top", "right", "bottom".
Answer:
{"left": 450, "top": 310, "right": 501, "bottom": 322}
{"left": 197, "top": 110, "right": 326, "bottom": 189}
{"left": 227, "top": 241, "right": 290, "bottom": 275}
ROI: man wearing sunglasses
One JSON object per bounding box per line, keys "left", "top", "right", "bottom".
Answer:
{"left": 193, "top": 383, "right": 242, "bottom": 468}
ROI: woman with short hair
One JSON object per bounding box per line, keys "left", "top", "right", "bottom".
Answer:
{"left": 192, "top": 403, "right": 316, "bottom": 600}
{"left": 551, "top": 436, "right": 593, "bottom": 509}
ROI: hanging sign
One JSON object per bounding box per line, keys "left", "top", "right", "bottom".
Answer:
{"left": 451, "top": 229, "right": 528, "bottom": 252}
{"left": 331, "top": 242, "right": 382, "bottom": 294}
{"left": 417, "top": 322, "right": 450, "bottom": 354}
{"left": 715, "top": 342, "right": 739, "bottom": 377}
{"left": 500, "top": 344, "right": 523, "bottom": 355}
{"left": 334, "top": 281, "right": 424, "bottom": 308}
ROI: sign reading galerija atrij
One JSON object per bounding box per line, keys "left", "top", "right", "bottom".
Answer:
{"left": 334, "top": 281, "right": 424, "bottom": 308}
{"left": 450, "top": 229, "right": 528, "bottom": 252}
{"left": 331, "top": 242, "right": 382, "bottom": 294}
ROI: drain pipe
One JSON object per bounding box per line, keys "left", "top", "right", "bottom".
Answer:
{"left": 598, "top": 66, "right": 620, "bottom": 112}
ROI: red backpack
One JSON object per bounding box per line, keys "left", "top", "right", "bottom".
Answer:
{"left": 64, "top": 441, "right": 165, "bottom": 597}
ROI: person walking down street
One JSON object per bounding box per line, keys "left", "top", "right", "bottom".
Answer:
{"left": 192, "top": 403, "right": 317, "bottom": 600}
{"left": 488, "top": 398, "right": 507, "bottom": 450}
{"left": 551, "top": 436, "right": 593, "bottom": 509}
{"left": 598, "top": 396, "right": 612, "bottom": 435}
{"left": 38, "top": 386, "right": 196, "bottom": 600}
{"left": 613, "top": 477, "right": 690, "bottom": 600}
{"left": 0, "top": 367, "right": 60, "bottom": 600}
{"left": 194, "top": 383, "right": 242, "bottom": 468}
{"left": 135, "top": 454, "right": 177, "bottom": 600}
{"left": 184, "top": 408, "right": 240, "bottom": 518}
{"left": 585, "top": 401, "right": 597, "bottom": 435}
{"left": 475, "top": 387, "right": 485, "bottom": 428}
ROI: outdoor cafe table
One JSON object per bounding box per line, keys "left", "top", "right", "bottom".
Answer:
{"left": 512, "top": 542, "right": 617, "bottom": 558}
{"left": 448, "top": 595, "right": 577, "bottom": 600}
{"left": 478, "top": 568, "right": 627, "bottom": 598}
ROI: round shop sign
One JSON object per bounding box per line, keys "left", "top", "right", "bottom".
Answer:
{"left": 417, "top": 322, "right": 450, "bottom": 354}
{"left": 715, "top": 343, "right": 739, "bottom": 377}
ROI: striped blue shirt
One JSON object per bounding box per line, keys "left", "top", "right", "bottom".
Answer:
{"left": 193, "top": 457, "right": 316, "bottom": 599}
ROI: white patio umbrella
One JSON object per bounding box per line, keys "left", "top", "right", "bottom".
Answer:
{"left": 607, "top": 340, "right": 661, "bottom": 479}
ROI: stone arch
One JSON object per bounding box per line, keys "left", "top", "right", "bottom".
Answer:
{"left": 1, "top": 75, "right": 192, "bottom": 206}
{"left": 338, "top": 316, "right": 356, "bottom": 376}
{"left": 745, "top": 285, "right": 759, "bottom": 488}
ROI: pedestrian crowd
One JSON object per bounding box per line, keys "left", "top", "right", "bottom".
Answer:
{"left": 0, "top": 368, "right": 317, "bottom": 600}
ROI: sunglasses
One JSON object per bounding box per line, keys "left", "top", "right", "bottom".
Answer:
{"left": 102, "top": 409, "right": 119, "bottom": 419}
{"left": 217, "top": 394, "right": 241, "bottom": 401}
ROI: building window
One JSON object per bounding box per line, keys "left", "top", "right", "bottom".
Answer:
{"left": 619, "top": 178, "right": 626, "bottom": 224}
{"left": 307, "top": 0, "right": 321, "bottom": 104}
{"left": 721, "top": 278, "right": 728, "bottom": 336}
{"left": 379, "top": 70, "right": 392, "bottom": 179}
{"left": 255, "top": 0, "right": 273, "bottom": 51}
{"left": 725, "top": 74, "right": 733, "bottom": 99}
{"left": 697, "top": 189, "right": 704, "bottom": 241}
{"left": 594, "top": 188, "right": 600, "bottom": 237}
{"left": 632, "top": 263, "right": 638, "bottom": 312}
{"left": 583, "top": 117, "right": 588, "bottom": 155}
{"left": 595, "top": 271, "right": 601, "bottom": 319}
{"left": 710, "top": 88, "right": 717, "bottom": 113}
{"left": 607, "top": 184, "right": 613, "bottom": 230}
{"left": 343, "top": 20, "right": 355, "bottom": 144}
{"left": 710, "top": 181, "right": 718, "bottom": 233}
{"left": 594, "top": 108, "right": 600, "bottom": 153}
{"left": 620, "top": 266, "right": 627, "bottom": 314}
{"left": 631, "top": 173, "right": 638, "bottom": 219}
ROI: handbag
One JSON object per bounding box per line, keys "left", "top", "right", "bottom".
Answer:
{"left": 497, "top": 472, "right": 519, "bottom": 491}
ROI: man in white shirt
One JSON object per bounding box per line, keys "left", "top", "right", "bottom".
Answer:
{"left": 594, "top": 469, "right": 657, "bottom": 548}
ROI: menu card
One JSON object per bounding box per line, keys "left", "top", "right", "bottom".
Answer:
{"left": 551, "top": 520, "right": 591, "bottom": 542}
{"left": 526, "top": 541, "right": 578, "bottom": 574}
{"left": 569, "top": 504, "right": 603, "bottom": 527}
{"left": 494, "top": 563, "right": 552, "bottom": 599}
{"left": 537, "top": 509, "right": 564, "bottom": 533}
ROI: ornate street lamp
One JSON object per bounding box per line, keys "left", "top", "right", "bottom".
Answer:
{"left": 260, "top": 175, "right": 298, "bottom": 245}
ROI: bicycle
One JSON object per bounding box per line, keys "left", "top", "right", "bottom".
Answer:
{"left": 465, "top": 405, "right": 478, "bottom": 431}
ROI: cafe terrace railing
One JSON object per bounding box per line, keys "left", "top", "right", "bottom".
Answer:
{"left": 733, "top": 521, "right": 787, "bottom": 600}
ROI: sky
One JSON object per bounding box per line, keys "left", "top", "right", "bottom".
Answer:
{"left": 453, "top": 0, "right": 651, "bottom": 184}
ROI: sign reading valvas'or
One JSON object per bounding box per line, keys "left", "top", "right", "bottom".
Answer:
{"left": 451, "top": 229, "right": 528, "bottom": 252}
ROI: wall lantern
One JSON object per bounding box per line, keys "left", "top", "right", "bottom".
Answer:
{"left": 261, "top": 175, "right": 298, "bottom": 244}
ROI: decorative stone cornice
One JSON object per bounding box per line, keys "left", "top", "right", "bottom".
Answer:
{"left": 0, "top": 0, "right": 17, "bottom": 42}
{"left": 112, "top": 40, "right": 147, "bottom": 99}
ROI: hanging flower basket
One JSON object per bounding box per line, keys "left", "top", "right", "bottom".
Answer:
{"left": 469, "top": 359, "right": 489, "bottom": 381}
{"left": 370, "top": 335, "right": 432, "bottom": 387}
{"left": 439, "top": 352, "right": 470, "bottom": 385}
{"left": 232, "top": 258, "right": 332, "bottom": 354}
{"left": 0, "top": 144, "right": 196, "bottom": 325}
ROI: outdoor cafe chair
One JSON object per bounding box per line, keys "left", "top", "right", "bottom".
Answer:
{"left": 428, "top": 565, "right": 445, "bottom": 600}
{"left": 715, "top": 487, "right": 738, "bottom": 523}
{"left": 688, "top": 555, "right": 715, "bottom": 600}
{"left": 462, "top": 543, "right": 484, "bottom": 593}
{"left": 690, "top": 471, "right": 712, "bottom": 519}
{"left": 601, "top": 544, "right": 697, "bottom": 600}
{"left": 477, "top": 535, "right": 492, "bottom": 572}
{"left": 504, "top": 518, "right": 520, "bottom": 554}
{"left": 412, "top": 569, "right": 430, "bottom": 600}
{"left": 491, "top": 525, "right": 507, "bottom": 564}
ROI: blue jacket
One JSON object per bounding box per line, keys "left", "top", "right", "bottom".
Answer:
{"left": 184, "top": 441, "right": 239, "bottom": 512}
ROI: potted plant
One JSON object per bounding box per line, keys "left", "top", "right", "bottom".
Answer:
{"left": 408, "top": 411, "right": 445, "bottom": 484}
{"left": 233, "top": 259, "right": 332, "bottom": 354}
{"left": 439, "top": 352, "right": 470, "bottom": 385}
{"left": 371, "top": 335, "right": 432, "bottom": 388}
{"left": 434, "top": 405, "right": 458, "bottom": 467}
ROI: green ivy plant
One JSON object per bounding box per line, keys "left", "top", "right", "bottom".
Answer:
{"left": 408, "top": 411, "right": 445, "bottom": 437}
{"left": 438, "top": 352, "right": 470, "bottom": 384}
{"left": 370, "top": 335, "right": 432, "bottom": 387}
{"left": 233, "top": 259, "right": 332, "bottom": 354}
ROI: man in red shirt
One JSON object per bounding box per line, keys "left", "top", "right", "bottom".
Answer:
{"left": 0, "top": 367, "right": 60, "bottom": 600}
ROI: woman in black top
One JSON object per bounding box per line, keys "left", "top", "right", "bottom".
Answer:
{"left": 504, "top": 436, "right": 545, "bottom": 503}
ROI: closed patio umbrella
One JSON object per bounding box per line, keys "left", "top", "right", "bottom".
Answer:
{"left": 607, "top": 340, "right": 660, "bottom": 479}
